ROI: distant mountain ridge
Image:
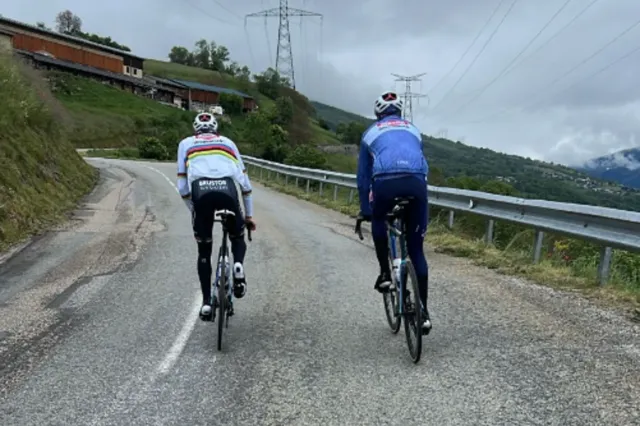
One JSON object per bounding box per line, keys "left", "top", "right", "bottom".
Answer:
{"left": 576, "top": 148, "right": 640, "bottom": 189}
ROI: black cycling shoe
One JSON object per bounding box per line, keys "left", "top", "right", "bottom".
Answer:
{"left": 374, "top": 272, "right": 392, "bottom": 293}
{"left": 233, "top": 279, "right": 246, "bottom": 299}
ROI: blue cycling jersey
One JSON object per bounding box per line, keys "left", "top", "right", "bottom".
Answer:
{"left": 356, "top": 115, "right": 429, "bottom": 215}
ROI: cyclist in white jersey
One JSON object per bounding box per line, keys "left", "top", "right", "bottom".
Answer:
{"left": 176, "top": 112, "right": 257, "bottom": 321}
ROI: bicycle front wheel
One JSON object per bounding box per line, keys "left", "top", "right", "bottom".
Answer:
{"left": 402, "top": 259, "right": 422, "bottom": 363}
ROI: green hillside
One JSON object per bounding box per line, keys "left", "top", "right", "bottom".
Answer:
{"left": 145, "top": 60, "right": 341, "bottom": 146}
{"left": 0, "top": 54, "right": 97, "bottom": 251}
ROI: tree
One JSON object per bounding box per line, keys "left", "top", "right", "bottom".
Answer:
{"left": 193, "top": 39, "right": 210, "bottom": 68}
{"left": 336, "top": 121, "right": 366, "bottom": 145}
{"left": 273, "top": 96, "right": 293, "bottom": 126}
{"left": 254, "top": 68, "right": 286, "bottom": 99}
{"left": 226, "top": 61, "right": 240, "bottom": 77}
{"left": 55, "top": 10, "right": 82, "bottom": 35}
{"left": 168, "top": 46, "right": 192, "bottom": 65}
{"left": 318, "top": 118, "right": 330, "bottom": 130}
{"left": 36, "top": 22, "right": 50, "bottom": 30}
{"left": 210, "top": 42, "right": 230, "bottom": 71}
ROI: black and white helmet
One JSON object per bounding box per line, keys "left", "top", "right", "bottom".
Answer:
{"left": 193, "top": 112, "right": 218, "bottom": 134}
{"left": 374, "top": 91, "right": 403, "bottom": 118}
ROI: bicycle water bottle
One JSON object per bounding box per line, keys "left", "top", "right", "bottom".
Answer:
{"left": 392, "top": 257, "right": 401, "bottom": 283}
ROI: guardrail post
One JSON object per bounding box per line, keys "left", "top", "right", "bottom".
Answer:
{"left": 447, "top": 211, "right": 454, "bottom": 229}
{"left": 285, "top": 175, "right": 288, "bottom": 186}
{"left": 333, "top": 185, "right": 338, "bottom": 201}
{"left": 348, "top": 189, "right": 354, "bottom": 204}
{"left": 319, "top": 182, "right": 324, "bottom": 197}
{"left": 484, "top": 220, "right": 494, "bottom": 244}
{"left": 306, "top": 180, "right": 310, "bottom": 193}
{"left": 533, "top": 230, "right": 544, "bottom": 264}
{"left": 260, "top": 167, "right": 263, "bottom": 179}
{"left": 597, "top": 246, "right": 613, "bottom": 286}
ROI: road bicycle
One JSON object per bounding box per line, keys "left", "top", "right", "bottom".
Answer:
{"left": 210, "top": 209, "right": 252, "bottom": 352}
{"left": 355, "top": 196, "right": 423, "bottom": 363}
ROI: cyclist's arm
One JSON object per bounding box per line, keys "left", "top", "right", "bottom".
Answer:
{"left": 228, "top": 139, "right": 254, "bottom": 218}
{"left": 356, "top": 135, "right": 373, "bottom": 216}
{"left": 176, "top": 139, "right": 191, "bottom": 204}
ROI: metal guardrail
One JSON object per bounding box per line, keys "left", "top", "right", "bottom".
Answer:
{"left": 243, "top": 155, "right": 640, "bottom": 285}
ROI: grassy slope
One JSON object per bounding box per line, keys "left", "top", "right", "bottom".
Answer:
{"left": 49, "top": 71, "right": 195, "bottom": 149}
{"left": 0, "top": 54, "right": 97, "bottom": 251}
{"left": 144, "top": 60, "right": 341, "bottom": 145}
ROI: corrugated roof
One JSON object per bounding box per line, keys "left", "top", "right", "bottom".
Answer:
{"left": 15, "top": 49, "right": 159, "bottom": 89}
{"left": 146, "top": 75, "right": 188, "bottom": 89}
{"left": 169, "top": 78, "right": 253, "bottom": 99}
{"left": 0, "top": 16, "right": 145, "bottom": 60}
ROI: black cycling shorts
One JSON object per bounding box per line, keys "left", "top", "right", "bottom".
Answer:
{"left": 190, "top": 177, "right": 245, "bottom": 243}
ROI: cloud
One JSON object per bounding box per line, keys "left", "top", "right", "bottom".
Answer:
{"left": 6, "top": 0, "right": 640, "bottom": 165}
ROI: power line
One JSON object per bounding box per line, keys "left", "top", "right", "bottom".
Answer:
{"left": 245, "top": 0, "right": 322, "bottom": 89}
{"left": 443, "top": 0, "right": 573, "bottom": 119}
{"left": 500, "top": 0, "right": 601, "bottom": 80}
{"left": 184, "top": 0, "right": 237, "bottom": 25}
{"left": 263, "top": 16, "right": 273, "bottom": 67}
{"left": 430, "top": 0, "right": 520, "bottom": 115}
{"left": 527, "top": 43, "right": 640, "bottom": 111}
{"left": 211, "top": 0, "right": 243, "bottom": 20}
{"left": 427, "top": 0, "right": 508, "bottom": 98}
{"left": 459, "top": 17, "right": 640, "bottom": 125}
{"left": 392, "top": 73, "right": 428, "bottom": 122}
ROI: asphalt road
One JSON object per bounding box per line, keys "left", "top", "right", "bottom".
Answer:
{"left": 0, "top": 158, "right": 638, "bottom": 425}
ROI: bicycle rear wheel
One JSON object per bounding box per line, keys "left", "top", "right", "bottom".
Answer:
{"left": 384, "top": 227, "right": 401, "bottom": 333}
{"left": 402, "top": 259, "right": 422, "bottom": 363}
{"left": 217, "top": 251, "right": 227, "bottom": 352}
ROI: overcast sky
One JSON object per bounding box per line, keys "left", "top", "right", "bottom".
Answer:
{"left": 5, "top": 0, "right": 640, "bottom": 166}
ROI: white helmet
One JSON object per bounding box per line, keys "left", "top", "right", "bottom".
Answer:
{"left": 193, "top": 112, "right": 218, "bottom": 133}
{"left": 374, "top": 91, "right": 403, "bottom": 118}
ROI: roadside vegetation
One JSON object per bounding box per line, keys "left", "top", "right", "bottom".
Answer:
{"left": 0, "top": 53, "right": 97, "bottom": 252}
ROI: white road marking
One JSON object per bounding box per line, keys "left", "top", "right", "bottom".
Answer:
{"left": 156, "top": 293, "right": 202, "bottom": 375}
{"left": 142, "top": 164, "right": 181, "bottom": 195}
{"left": 141, "top": 164, "right": 203, "bottom": 375}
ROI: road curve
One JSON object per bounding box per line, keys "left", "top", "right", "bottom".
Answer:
{"left": 0, "top": 158, "right": 638, "bottom": 425}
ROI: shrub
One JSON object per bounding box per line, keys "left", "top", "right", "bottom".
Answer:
{"left": 138, "top": 136, "right": 168, "bottom": 160}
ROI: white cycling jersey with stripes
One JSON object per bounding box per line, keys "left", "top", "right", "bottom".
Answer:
{"left": 176, "top": 132, "right": 254, "bottom": 217}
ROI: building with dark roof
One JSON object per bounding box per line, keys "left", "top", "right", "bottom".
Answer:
{"left": 169, "top": 79, "right": 256, "bottom": 112}
{"left": 0, "top": 15, "right": 144, "bottom": 78}
{"left": 15, "top": 49, "right": 179, "bottom": 103}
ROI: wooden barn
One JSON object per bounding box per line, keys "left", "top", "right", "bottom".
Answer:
{"left": 169, "top": 79, "right": 257, "bottom": 112}
{"left": 0, "top": 16, "right": 144, "bottom": 77}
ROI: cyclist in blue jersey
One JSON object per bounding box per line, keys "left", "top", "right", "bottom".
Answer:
{"left": 356, "top": 91, "right": 432, "bottom": 334}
